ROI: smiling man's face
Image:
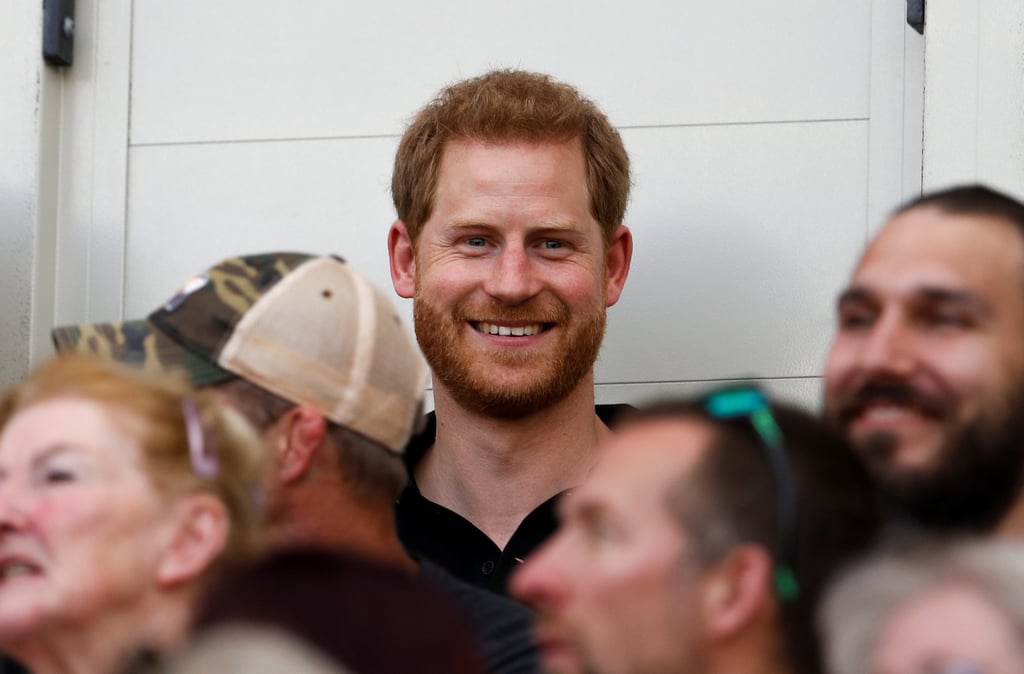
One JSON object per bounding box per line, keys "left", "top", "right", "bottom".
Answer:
{"left": 392, "top": 138, "right": 630, "bottom": 418}
{"left": 824, "top": 207, "right": 1024, "bottom": 529}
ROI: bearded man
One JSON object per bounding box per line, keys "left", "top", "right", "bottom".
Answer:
{"left": 388, "top": 69, "right": 633, "bottom": 593}
{"left": 824, "top": 185, "right": 1024, "bottom": 535}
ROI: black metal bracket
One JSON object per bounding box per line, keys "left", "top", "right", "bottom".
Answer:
{"left": 43, "top": 0, "right": 75, "bottom": 67}
{"left": 907, "top": 0, "right": 925, "bottom": 35}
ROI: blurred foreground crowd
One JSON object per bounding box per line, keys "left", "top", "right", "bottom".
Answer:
{"left": 3, "top": 70, "right": 1024, "bottom": 674}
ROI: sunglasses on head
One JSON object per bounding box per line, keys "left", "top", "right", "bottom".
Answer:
{"left": 700, "top": 386, "right": 800, "bottom": 602}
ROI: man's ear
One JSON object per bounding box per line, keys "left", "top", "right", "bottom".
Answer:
{"left": 604, "top": 224, "right": 632, "bottom": 307}
{"left": 388, "top": 220, "right": 417, "bottom": 299}
{"left": 275, "top": 407, "right": 327, "bottom": 484}
{"left": 698, "top": 545, "right": 775, "bottom": 642}
{"left": 156, "top": 494, "right": 230, "bottom": 588}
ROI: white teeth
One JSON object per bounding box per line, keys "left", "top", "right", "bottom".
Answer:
{"left": 476, "top": 323, "right": 542, "bottom": 337}
{"left": 2, "top": 563, "right": 35, "bottom": 578}
{"left": 863, "top": 406, "right": 914, "bottom": 420}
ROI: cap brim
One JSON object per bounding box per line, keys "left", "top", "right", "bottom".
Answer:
{"left": 51, "top": 319, "right": 235, "bottom": 388}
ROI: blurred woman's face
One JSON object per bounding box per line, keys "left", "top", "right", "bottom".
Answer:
{"left": 0, "top": 396, "right": 175, "bottom": 640}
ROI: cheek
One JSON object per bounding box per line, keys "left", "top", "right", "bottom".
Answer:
{"left": 557, "top": 264, "right": 606, "bottom": 302}
{"left": 574, "top": 560, "right": 690, "bottom": 667}
{"left": 581, "top": 556, "right": 678, "bottom": 624}
{"left": 34, "top": 494, "right": 104, "bottom": 544}
{"left": 42, "top": 490, "right": 166, "bottom": 570}
{"left": 933, "top": 341, "right": 1011, "bottom": 404}
{"left": 416, "top": 264, "right": 476, "bottom": 301}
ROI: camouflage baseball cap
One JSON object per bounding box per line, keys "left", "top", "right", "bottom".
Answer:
{"left": 52, "top": 253, "right": 429, "bottom": 453}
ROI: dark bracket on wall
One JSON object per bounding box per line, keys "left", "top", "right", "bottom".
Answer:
{"left": 43, "top": 0, "right": 76, "bottom": 66}
{"left": 907, "top": 0, "right": 925, "bottom": 35}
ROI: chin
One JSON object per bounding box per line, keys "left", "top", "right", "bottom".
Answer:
{"left": 0, "top": 606, "right": 48, "bottom": 644}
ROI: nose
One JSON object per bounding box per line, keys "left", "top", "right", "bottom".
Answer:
{"left": 855, "top": 313, "right": 916, "bottom": 378}
{"left": 509, "top": 536, "right": 571, "bottom": 612}
{"left": 483, "top": 244, "right": 542, "bottom": 306}
{"left": 0, "top": 478, "right": 28, "bottom": 534}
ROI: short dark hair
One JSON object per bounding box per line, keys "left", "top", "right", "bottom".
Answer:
{"left": 626, "top": 399, "right": 882, "bottom": 674}
{"left": 212, "top": 378, "right": 407, "bottom": 503}
{"left": 896, "top": 184, "right": 1024, "bottom": 235}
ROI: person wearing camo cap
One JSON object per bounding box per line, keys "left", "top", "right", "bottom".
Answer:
{"left": 53, "top": 252, "right": 539, "bottom": 674}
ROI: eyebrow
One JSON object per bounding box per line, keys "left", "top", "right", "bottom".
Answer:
{"left": 555, "top": 490, "right": 588, "bottom": 520}
{"left": 835, "top": 286, "right": 875, "bottom": 309}
{"left": 0, "top": 443, "right": 80, "bottom": 480}
{"left": 837, "top": 285, "right": 992, "bottom": 314}
{"left": 559, "top": 496, "right": 607, "bottom": 526}
{"left": 447, "top": 218, "right": 582, "bottom": 232}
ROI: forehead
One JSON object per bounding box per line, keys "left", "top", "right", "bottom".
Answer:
{"left": 0, "top": 396, "right": 137, "bottom": 462}
{"left": 436, "top": 138, "right": 588, "bottom": 199}
{"left": 572, "top": 417, "right": 712, "bottom": 513}
{"left": 854, "top": 208, "right": 1024, "bottom": 298}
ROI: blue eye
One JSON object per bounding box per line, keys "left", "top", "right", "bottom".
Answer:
{"left": 466, "top": 237, "right": 487, "bottom": 247}
{"left": 543, "top": 240, "right": 564, "bottom": 250}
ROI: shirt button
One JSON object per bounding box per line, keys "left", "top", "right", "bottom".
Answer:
{"left": 481, "top": 560, "right": 495, "bottom": 575}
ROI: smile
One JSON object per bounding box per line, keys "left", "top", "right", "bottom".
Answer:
{"left": 473, "top": 322, "right": 546, "bottom": 337}
{"left": 0, "top": 560, "right": 40, "bottom": 579}
{"left": 859, "top": 404, "right": 920, "bottom": 422}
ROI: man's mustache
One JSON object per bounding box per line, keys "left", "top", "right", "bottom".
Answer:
{"left": 836, "top": 380, "right": 950, "bottom": 422}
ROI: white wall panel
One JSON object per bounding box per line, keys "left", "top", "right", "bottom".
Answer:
{"left": 129, "top": 0, "right": 871, "bottom": 145}
{"left": 923, "top": 0, "right": 1024, "bottom": 200}
{"left": 596, "top": 377, "right": 823, "bottom": 413}
{"left": 0, "top": 0, "right": 49, "bottom": 385}
{"left": 124, "top": 137, "right": 403, "bottom": 318}
{"left": 598, "top": 120, "right": 867, "bottom": 384}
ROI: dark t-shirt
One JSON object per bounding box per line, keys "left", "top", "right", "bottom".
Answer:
{"left": 420, "top": 559, "right": 540, "bottom": 674}
{"left": 396, "top": 405, "right": 632, "bottom": 594}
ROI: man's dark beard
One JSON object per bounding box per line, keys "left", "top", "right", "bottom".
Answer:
{"left": 855, "top": 384, "right": 1024, "bottom": 534}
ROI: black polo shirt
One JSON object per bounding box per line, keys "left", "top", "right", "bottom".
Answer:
{"left": 396, "top": 405, "right": 632, "bottom": 594}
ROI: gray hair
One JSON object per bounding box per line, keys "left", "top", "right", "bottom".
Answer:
{"left": 160, "top": 626, "right": 352, "bottom": 674}
{"left": 821, "top": 539, "right": 1024, "bottom": 674}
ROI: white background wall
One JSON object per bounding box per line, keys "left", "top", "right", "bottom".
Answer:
{"left": 923, "top": 0, "right": 1024, "bottom": 196}
{"left": 0, "top": 0, "right": 60, "bottom": 387}
{"left": 3, "top": 1, "right": 1022, "bottom": 410}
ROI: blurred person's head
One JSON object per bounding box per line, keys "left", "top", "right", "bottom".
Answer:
{"left": 388, "top": 69, "right": 632, "bottom": 419}
{"left": 156, "top": 626, "right": 352, "bottom": 674}
{"left": 194, "top": 548, "right": 487, "bottom": 674}
{"left": 823, "top": 540, "right": 1024, "bottom": 674}
{"left": 52, "top": 253, "right": 427, "bottom": 561}
{"left": 512, "top": 389, "right": 881, "bottom": 674}
{"left": 0, "top": 353, "right": 264, "bottom": 674}
{"left": 824, "top": 185, "right": 1024, "bottom": 535}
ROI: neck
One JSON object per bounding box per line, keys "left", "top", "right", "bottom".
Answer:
{"left": 707, "top": 654, "right": 792, "bottom": 674}
{"left": 8, "top": 588, "right": 195, "bottom": 674}
{"left": 418, "top": 373, "right": 609, "bottom": 549}
{"left": 269, "top": 481, "right": 417, "bottom": 574}
{"left": 705, "top": 632, "right": 792, "bottom": 674}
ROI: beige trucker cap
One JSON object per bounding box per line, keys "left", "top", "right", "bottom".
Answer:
{"left": 52, "top": 253, "right": 428, "bottom": 453}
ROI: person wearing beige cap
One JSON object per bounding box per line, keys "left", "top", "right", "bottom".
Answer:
{"left": 52, "top": 252, "right": 539, "bottom": 674}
